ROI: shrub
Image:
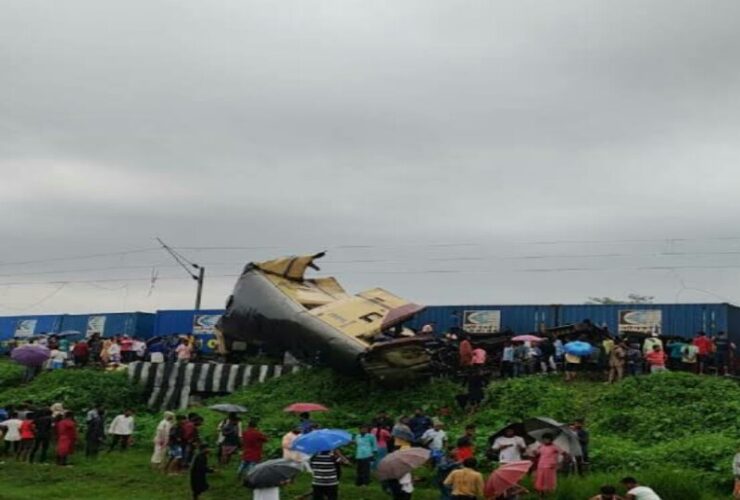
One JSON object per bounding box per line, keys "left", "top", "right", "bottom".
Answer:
{"left": 0, "top": 368, "right": 147, "bottom": 412}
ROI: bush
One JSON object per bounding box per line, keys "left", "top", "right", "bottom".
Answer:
{"left": 0, "top": 360, "right": 24, "bottom": 389}
{"left": 591, "top": 372, "right": 740, "bottom": 442}
{"left": 0, "top": 368, "right": 147, "bottom": 412}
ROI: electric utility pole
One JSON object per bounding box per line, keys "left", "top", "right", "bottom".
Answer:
{"left": 156, "top": 238, "right": 205, "bottom": 311}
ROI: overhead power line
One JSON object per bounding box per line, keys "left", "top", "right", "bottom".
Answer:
{"left": 156, "top": 238, "right": 205, "bottom": 310}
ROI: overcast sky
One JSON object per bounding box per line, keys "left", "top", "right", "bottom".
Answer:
{"left": 2, "top": 0, "right": 740, "bottom": 315}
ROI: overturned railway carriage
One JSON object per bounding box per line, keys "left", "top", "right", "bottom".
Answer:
{"left": 216, "top": 253, "right": 431, "bottom": 383}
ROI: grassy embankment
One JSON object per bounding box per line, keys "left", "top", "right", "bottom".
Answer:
{"left": 0, "top": 359, "right": 737, "bottom": 499}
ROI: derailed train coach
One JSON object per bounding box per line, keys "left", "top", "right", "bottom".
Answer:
{"left": 216, "top": 253, "right": 432, "bottom": 384}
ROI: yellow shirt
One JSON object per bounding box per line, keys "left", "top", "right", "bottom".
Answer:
{"left": 443, "top": 467, "right": 484, "bottom": 498}
{"left": 565, "top": 353, "right": 581, "bottom": 364}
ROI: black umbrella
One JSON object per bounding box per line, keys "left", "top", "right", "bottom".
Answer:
{"left": 487, "top": 422, "right": 536, "bottom": 448}
{"left": 246, "top": 459, "right": 303, "bottom": 488}
{"left": 523, "top": 417, "right": 582, "bottom": 457}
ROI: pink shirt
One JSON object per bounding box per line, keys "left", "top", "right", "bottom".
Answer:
{"left": 535, "top": 443, "right": 563, "bottom": 469}
{"left": 371, "top": 428, "right": 391, "bottom": 448}
{"left": 645, "top": 350, "right": 666, "bottom": 366}
{"left": 472, "top": 348, "right": 487, "bottom": 365}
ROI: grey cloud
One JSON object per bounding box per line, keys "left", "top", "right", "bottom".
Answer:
{"left": 2, "top": 0, "right": 740, "bottom": 313}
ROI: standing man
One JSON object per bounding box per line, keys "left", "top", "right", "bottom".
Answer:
{"left": 238, "top": 419, "right": 268, "bottom": 478}
{"left": 422, "top": 421, "right": 448, "bottom": 459}
{"left": 310, "top": 450, "right": 340, "bottom": 500}
{"left": 354, "top": 425, "right": 377, "bottom": 486}
{"left": 501, "top": 341, "right": 515, "bottom": 378}
{"left": 642, "top": 333, "right": 663, "bottom": 356}
{"left": 86, "top": 405, "right": 106, "bottom": 457}
{"left": 281, "top": 426, "right": 302, "bottom": 461}
{"left": 108, "top": 409, "right": 135, "bottom": 452}
{"left": 571, "top": 418, "right": 590, "bottom": 472}
{"left": 607, "top": 341, "right": 627, "bottom": 383}
{"left": 30, "top": 409, "right": 53, "bottom": 463}
{"left": 443, "top": 457, "right": 484, "bottom": 500}
{"left": 408, "top": 408, "right": 432, "bottom": 443}
{"left": 72, "top": 339, "right": 90, "bottom": 367}
{"left": 299, "top": 412, "right": 315, "bottom": 435}
{"left": 692, "top": 332, "right": 712, "bottom": 375}
{"left": 490, "top": 426, "right": 526, "bottom": 463}
{"left": 713, "top": 332, "right": 735, "bottom": 376}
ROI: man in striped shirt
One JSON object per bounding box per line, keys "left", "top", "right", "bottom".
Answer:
{"left": 310, "top": 450, "right": 339, "bottom": 500}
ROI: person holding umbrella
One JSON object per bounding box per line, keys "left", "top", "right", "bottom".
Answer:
{"left": 246, "top": 459, "right": 302, "bottom": 500}
{"left": 485, "top": 461, "right": 532, "bottom": 500}
{"left": 377, "top": 447, "right": 430, "bottom": 500}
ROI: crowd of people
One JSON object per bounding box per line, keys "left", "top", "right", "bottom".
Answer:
{"left": 0, "top": 401, "right": 138, "bottom": 466}
{"left": 1, "top": 401, "right": 672, "bottom": 499}
{"left": 452, "top": 329, "right": 736, "bottom": 385}
{"left": 13, "top": 333, "right": 200, "bottom": 378}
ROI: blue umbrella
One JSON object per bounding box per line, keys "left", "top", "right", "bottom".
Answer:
{"left": 291, "top": 429, "right": 352, "bottom": 454}
{"left": 564, "top": 341, "right": 594, "bottom": 357}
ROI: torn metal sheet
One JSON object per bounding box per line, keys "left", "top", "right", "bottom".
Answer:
{"left": 216, "top": 253, "right": 431, "bottom": 383}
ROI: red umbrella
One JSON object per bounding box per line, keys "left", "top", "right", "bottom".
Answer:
{"left": 484, "top": 460, "right": 532, "bottom": 497}
{"left": 283, "top": 403, "right": 329, "bottom": 413}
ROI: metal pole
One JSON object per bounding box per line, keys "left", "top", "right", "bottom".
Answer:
{"left": 195, "top": 267, "right": 205, "bottom": 311}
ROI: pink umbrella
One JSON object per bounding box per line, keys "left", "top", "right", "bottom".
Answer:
{"left": 484, "top": 460, "right": 532, "bottom": 497}
{"left": 11, "top": 344, "right": 51, "bottom": 367}
{"left": 283, "top": 403, "right": 329, "bottom": 413}
{"left": 511, "top": 335, "right": 543, "bottom": 343}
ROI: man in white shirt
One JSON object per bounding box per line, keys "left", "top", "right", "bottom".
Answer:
{"left": 621, "top": 477, "right": 662, "bottom": 500}
{"left": 491, "top": 426, "right": 527, "bottom": 463}
{"left": 108, "top": 409, "right": 135, "bottom": 452}
{"left": 421, "top": 421, "right": 448, "bottom": 452}
{"left": 1, "top": 412, "right": 23, "bottom": 454}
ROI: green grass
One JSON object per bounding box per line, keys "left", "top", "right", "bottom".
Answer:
{"left": 0, "top": 359, "right": 737, "bottom": 499}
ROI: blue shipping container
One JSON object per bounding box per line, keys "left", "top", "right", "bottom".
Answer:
{"left": 154, "top": 309, "right": 225, "bottom": 353}
{"left": 410, "top": 303, "right": 740, "bottom": 344}
{"left": 0, "top": 314, "right": 65, "bottom": 340}
{"left": 409, "top": 305, "right": 555, "bottom": 335}
{"left": 58, "top": 312, "right": 155, "bottom": 339}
